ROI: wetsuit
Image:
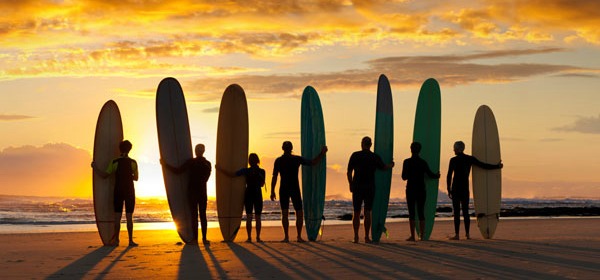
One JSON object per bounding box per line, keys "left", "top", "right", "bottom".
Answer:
{"left": 183, "top": 157, "right": 211, "bottom": 241}
{"left": 447, "top": 153, "right": 500, "bottom": 235}
{"left": 401, "top": 156, "right": 436, "bottom": 221}
{"left": 106, "top": 156, "right": 138, "bottom": 213}
{"left": 272, "top": 154, "right": 310, "bottom": 211}
{"left": 347, "top": 150, "right": 386, "bottom": 212}
{"left": 236, "top": 166, "right": 266, "bottom": 216}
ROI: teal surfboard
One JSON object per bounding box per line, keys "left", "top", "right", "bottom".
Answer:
{"left": 301, "top": 86, "right": 326, "bottom": 241}
{"left": 413, "top": 78, "right": 441, "bottom": 241}
{"left": 372, "top": 74, "right": 394, "bottom": 243}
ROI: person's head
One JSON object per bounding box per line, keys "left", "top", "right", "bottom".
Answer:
{"left": 119, "top": 140, "right": 132, "bottom": 154}
{"left": 195, "top": 144, "right": 205, "bottom": 157}
{"left": 361, "top": 136, "right": 372, "bottom": 150}
{"left": 453, "top": 141, "right": 465, "bottom": 155}
{"left": 282, "top": 141, "right": 293, "bottom": 154}
{"left": 248, "top": 153, "right": 260, "bottom": 166}
{"left": 410, "top": 142, "right": 421, "bottom": 155}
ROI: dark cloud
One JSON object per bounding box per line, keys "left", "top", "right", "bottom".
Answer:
{"left": 184, "top": 48, "right": 593, "bottom": 100}
{"left": 554, "top": 114, "right": 600, "bottom": 134}
{"left": 0, "top": 114, "right": 36, "bottom": 121}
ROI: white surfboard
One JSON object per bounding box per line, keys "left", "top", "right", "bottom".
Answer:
{"left": 472, "top": 105, "right": 502, "bottom": 239}
{"left": 93, "top": 100, "right": 123, "bottom": 246}
{"left": 216, "top": 84, "right": 249, "bottom": 242}
{"left": 156, "top": 77, "right": 195, "bottom": 243}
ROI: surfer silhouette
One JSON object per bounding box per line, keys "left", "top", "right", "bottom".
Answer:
{"left": 446, "top": 141, "right": 503, "bottom": 240}
{"left": 161, "top": 144, "right": 211, "bottom": 245}
{"left": 270, "top": 141, "right": 327, "bottom": 242}
{"left": 92, "top": 140, "right": 139, "bottom": 246}
{"left": 217, "top": 153, "right": 266, "bottom": 243}
{"left": 347, "top": 136, "right": 394, "bottom": 243}
{"left": 401, "top": 142, "right": 440, "bottom": 241}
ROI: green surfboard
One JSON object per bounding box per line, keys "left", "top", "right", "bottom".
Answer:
{"left": 301, "top": 86, "right": 326, "bottom": 241}
{"left": 413, "top": 78, "right": 441, "bottom": 241}
{"left": 372, "top": 74, "right": 394, "bottom": 243}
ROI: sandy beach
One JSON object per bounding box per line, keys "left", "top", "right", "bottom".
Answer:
{"left": 2, "top": 218, "right": 599, "bottom": 279}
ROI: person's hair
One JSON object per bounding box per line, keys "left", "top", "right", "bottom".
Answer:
{"left": 454, "top": 141, "right": 465, "bottom": 153}
{"left": 410, "top": 142, "right": 421, "bottom": 154}
{"left": 361, "top": 136, "right": 372, "bottom": 147}
{"left": 119, "top": 140, "right": 132, "bottom": 153}
{"left": 282, "top": 141, "right": 293, "bottom": 152}
{"left": 248, "top": 153, "right": 260, "bottom": 166}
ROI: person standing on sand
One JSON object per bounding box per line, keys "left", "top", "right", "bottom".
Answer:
{"left": 347, "top": 136, "right": 394, "bottom": 243}
{"left": 401, "top": 142, "right": 440, "bottom": 241}
{"left": 270, "top": 141, "right": 327, "bottom": 242}
{"left": 217, "top": 153, "right": 266, "bottom": 243}
{"left": 161, "top": 144, "right": 211, "bottom": 245}
{"left": 92, "top": 140, "right": 139, "bottom": 246}
{"left": 446, "top": 141, "right": 503, "bottom": 240}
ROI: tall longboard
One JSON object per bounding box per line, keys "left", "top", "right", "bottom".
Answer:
{"left": 372, "top": 74, "right": 394, "bottom": 243}
{"left": 301, "top": 86, "right": 326, "bottom": 241}
{"left": 93, "top": 100, "right": 123, "bottom": 246}
{"left": 156, "top": 77, "right": 194, "bottom": 244}
{"left": 413, "top": 78, "right": 441, "bottom": 240}
{"left": 472, "top": 105, "right": 502, "bottom": 239}
{"left": 216, "top": 84, "right": 249, "bottom": 242}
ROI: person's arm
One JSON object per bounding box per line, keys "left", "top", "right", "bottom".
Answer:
{"left": 446, "top": 159, "right": 454, "bottom": 199}
{"left": 270, "top": 160, "right": 279, "bottom": 201}
{"left": 401, "top": 160, "right": 408, "bottom": 181}
{"left": 471, "top": 156, "right": 503, "bottom": 170}
{"left": 91, "top": 161, "right": 110, "bottom": 178}
{"left": 424, "top": 160, "right": 441, "bottom": 179}
{"left": 160, "top": 158, "right": 188, "bottom": 174}
{"left": 215, "top": 164, "right": 238, "bottom": 178}
{"left": 308, "top": 146, "right": 328, "bottom": 166}
{"left": 132, "top": 160, "right": 139, "bottom": 181}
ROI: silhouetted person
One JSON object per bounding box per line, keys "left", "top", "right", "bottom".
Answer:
{"left": 217, "top": 153, "right": 266, "bottom": 243}
{"left": 347, "top": 136, "right": 394, "bottom": 243}
{"left": 270, "top": 141, "right": 327, "bottom": 242}
{"left": 446, "top": 141, "right": 503, "bottom": 240}
{"left": 92, "top": 140, "right": 139, "bottom": 246}
{"left": 161, "top": 144, "right": 211, "bottom": 244}
{"left": 401, "top": 142, "right": 440, "bottom": 241}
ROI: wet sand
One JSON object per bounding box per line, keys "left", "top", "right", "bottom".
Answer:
{"left": 1, "top": 218, "right": 599, "bottom": 279}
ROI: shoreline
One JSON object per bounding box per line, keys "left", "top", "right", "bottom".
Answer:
{"left": 2, "top": 218, "right": 599, "bottom": 279}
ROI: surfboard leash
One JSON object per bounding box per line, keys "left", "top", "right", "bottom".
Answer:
{"left": 318, "top": 215, "right": 326, "bottom": 241}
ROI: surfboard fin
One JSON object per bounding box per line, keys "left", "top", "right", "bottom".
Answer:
{"left": 383, "top": 227, "right": 389, "bottom": 238}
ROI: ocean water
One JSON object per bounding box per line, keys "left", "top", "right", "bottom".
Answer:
{"left": 1, "top": 195, "right": 598, "bottom": 234}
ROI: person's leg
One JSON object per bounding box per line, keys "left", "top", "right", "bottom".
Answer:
{"left": 255, "top": 192, "right": 263, "bottom": 242}
{"left": 461, "top": 196, "right": 470, "bottom": 239}
{"left": 417, "top": 192, "right": 426, "bottom": 240}
{"left": 364, "top": 209, "right": 372, "bottom": 243}
{"left": 281, "top": 209, "right": 289, "bottom": 242}
{"left": 125, "top": 195, "right": 137, "bottom": 246}
{"left": 406, "top": 189, "right": 416, "bottom": 241}
{"left": 126, "top": 212, "right": 137, "bottom": 246}
{"left": 113, "top": 212, "right": 122, "bottom": 245}
{"left": 450, "top": 197, "right": 461, "bottom": 240}
{"left": 351, "top": 191, "right": 362, "bottom": 243}
{"left": 189, "top": 196, "right": 199, "bottom": 244}
{"left": 245, "top": 200, "right": 253, "bottom": 242}
{"left": 296, "top": 209, "right": 305, "bottom": 242}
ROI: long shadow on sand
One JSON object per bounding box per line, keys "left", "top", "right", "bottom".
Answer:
{"left": 439, "top": 240, "right": 600, "bottom": 274}
{"left": 255, "top": 242, "right": 331, "bottom": 279}
{"left": 317, "top": 242, "right": 443, "bottom": 279}
{"left": 227, "top": 243, "right": 289, "bottom": 278}
{"left": 177, "top": 244, "right": 212, "bottom": 279}
{"left": 377, "top": 242, "right": 566, "bottom": 279}
{"left": 45, "top": 246, "right": 116, "bottom": 279}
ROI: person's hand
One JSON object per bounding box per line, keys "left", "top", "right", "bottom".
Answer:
{"left": 498, "top": 161, "right": 503, "bottom": 169}
{"left": 91, "top": 162, "right": 96, "bottom": 169}
{"left": 447, "top": 189, "right": 453, "bottom": 199}
{"left": 270, "top": 193, "right": 276, "bottom": 201}
{"left": 321, "top": 146, "right": 328, "bottom": 154}
{"left": 159, "top": 158, "right": 164, "bottom": 165}
{"left": 435, "top": 172, "right": 441, "bottom": 179}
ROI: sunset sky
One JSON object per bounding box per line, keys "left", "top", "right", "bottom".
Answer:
{"left": 0, "top": 0, "right": 599, "bottom": 200}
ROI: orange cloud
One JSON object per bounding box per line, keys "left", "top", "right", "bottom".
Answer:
{"left": 0, "top": 143, "right": 92, "bottom": 197}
